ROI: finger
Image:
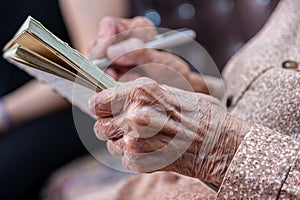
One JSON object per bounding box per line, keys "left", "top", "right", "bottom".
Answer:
{"left": 188, "top": 72, "right": 209, "bottom": 94}
{"left": 94, "top": 117, "right": 124, "bottom": 141}
{"left": 117, "top": 69, "right": 142, "bottom": 82}
{"left": 104, "top": 16, "right": 155, "bottom": 44}
{"left": 106, "top": 38, "right": 147, "bottom": 66}
{"left": 89, "top": 87, "right": 127, "bottom": 117}
{"left": 106, "top": 16, "right": 155, "bottom": 43}
{"left": 89, "top": 77, "right": 157, "bottom": 117}
{"left": 122, "top": 138, "right": 201, "bottom": 173}
{"left": 97, "top": 16, "right": 154, "bottom": 36}
{"left": 107, "top": 40, "right": 190, "bottom": 79}
{"left": 144, "top": 51, "right": 190, "bottom": 79}
{"left": 127, "top": 16, "right": 156, "bottom": 42}
{"left": 88, "top": 17, "right": 120, "bottom": 59}
{"left": 123, "top": 122, "right": 200, "bottom": 154}
{"left": 105, "top": 65, "right": 140, "bottom": 81}
{"left": 89, "top": 16, "right": 155, "bottom": 60}
{"left": 107, "top": 139, "right": 124, "bottom": 156}
{"left": 126, "top": 104, "right": 170, "bottom": 138}
{"left": 97, "top": 16, "right": 121, "bottom": 38}
{"left": 123, "top": 133, "right": 172, "bottom": 153}
{"left": 89, "top": 17, "right": 132, "bottom": 59}
{"left": 104, "top": 67, "right": 119, "bottom": 80}
{"left": 88, "top": 38, "right": 113, "bottom": 60}
{"left": 123, "top": 105, "right": 197, "bottom": 151}
{"left": 125, "top": 102, "right": 204, "bottom": 150}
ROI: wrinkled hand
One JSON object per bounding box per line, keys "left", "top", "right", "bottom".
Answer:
{"left": 89, "top": 16, "right": 209, "bottom": 93}
{"left": 89, "top": 77, "right": 250, "bottom": 185}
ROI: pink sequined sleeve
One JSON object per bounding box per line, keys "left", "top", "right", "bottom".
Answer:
{"left": 217, "top": 125, "right": 300, "bottom": 199}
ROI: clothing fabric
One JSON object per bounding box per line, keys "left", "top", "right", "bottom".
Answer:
{"left": 218, "top": 0, "right": 300, "bottom": 198}
{"left": 43, "top": 0, "right": 300, "bottom": 199}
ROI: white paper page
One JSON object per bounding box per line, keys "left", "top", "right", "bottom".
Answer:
{"left": 6, "top": 59, "right": 96, "bottom": 119}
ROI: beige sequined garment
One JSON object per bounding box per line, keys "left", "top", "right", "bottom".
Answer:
{"left": 217, "top": 0, "right": 300, "bottom": 198}
{"left": 43, "top": 0, "right": 300, "bottom": 199}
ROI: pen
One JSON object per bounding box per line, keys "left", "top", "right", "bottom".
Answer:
{"left": 92, "top": 29, "right": 196, "bottom": 70}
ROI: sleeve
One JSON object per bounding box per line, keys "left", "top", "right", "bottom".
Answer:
{"left": 216, "top": 124, "right": 300, "bottom": 199}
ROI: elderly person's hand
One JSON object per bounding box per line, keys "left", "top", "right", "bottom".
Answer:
{"left": 88, "top": 16, "right": 209, "bottom": 93}
{"left": 89, "top": 77, "right": 250, "bottom": 186}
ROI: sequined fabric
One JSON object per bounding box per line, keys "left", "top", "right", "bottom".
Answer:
{"left": 217, "top": 0, "right": 300, "bottom": 198}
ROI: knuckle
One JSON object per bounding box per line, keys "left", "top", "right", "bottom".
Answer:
{"left": 124, "top": 134, "right": 141, "bottom": 150}
{"left": 107, "top": 140, "right": 124, "bottom": 156}
{"left": 99, "top": 16, "right": 115, "bottom": 26}
{"left": 94, "top": 118, "right": 124, "bottom": 141}
{"left": 127, "top": 106, "right": 151, "bottom": 126}
{"left": 94, "top": 88, "right": 115, "bottom": 106}
{"left": 132, "top": 16, "right": 151, "bottom": 27}
{"left": 131, "top": 78, "right": 160, "bottom": 98}
{"left": 127, "top": 37, "right": 144, "bottom": 47}
{"left": 94, "top": 120, "right": 108, "bottom": 141}
{"left": 135, "top": 77, "right": 157, "bottom": 85}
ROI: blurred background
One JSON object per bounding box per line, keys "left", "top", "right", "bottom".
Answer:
{"left": 0, "top": 1, "right": 88, "bottom": 199}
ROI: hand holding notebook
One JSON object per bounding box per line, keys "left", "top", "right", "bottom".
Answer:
{"left": 2, "top": 16, "right": 195, "bottom": 115}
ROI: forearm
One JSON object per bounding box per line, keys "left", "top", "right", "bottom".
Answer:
{"left": 2, "top": 80, "right": 70, "bottom": 127}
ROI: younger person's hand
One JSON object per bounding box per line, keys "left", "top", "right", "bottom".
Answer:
{"left": 89, "top": 16, "right": 209, "bottom": 93}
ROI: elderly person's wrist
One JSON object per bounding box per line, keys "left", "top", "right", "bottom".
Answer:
{"left": 196, "top": 115, "right": 251, "bottom": 186}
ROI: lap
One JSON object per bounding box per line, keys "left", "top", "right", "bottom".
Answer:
{"left": 43, "top": 155, "right": 216, "bottom": 200}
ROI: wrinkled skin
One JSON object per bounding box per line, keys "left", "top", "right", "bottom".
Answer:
{"left": 89, "top": 16, "right": 209, "bottom": 93}
{"left": 89, "top": 77, "right": 250, "bottom": 186}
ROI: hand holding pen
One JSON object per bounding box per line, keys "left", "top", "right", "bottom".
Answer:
{"left": 92, "top": 28, "right": 196, "bottom": 70}
{"left": 88, "top": 16, "right": 208, "bottom": 93}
